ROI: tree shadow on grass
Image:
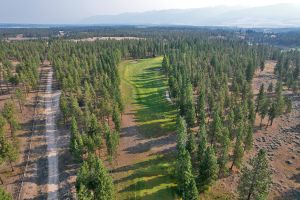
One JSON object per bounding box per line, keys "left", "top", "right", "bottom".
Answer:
{"left": 112, "top": 154, "right": 175, "bottom": 174}
{"left": 120, "top": 176, "right": 177, "bottom": 200}
{"left": 122, "top": 133, "right": 176, "bottom": 154}
{"left": 130, "top": 67, "right": 176, "bottom": 138}
{"left": 115, "top": 154, "right": 177, "bottom": 200}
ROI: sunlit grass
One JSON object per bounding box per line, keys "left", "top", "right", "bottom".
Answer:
{"left": 117, "top": 57, "right": 178, "bottom": 199}
{"left": 119, "top": 57, "right": 176, "bottom": 137}
{"left": 115, "top": 155, "right": 178, "bottom": 200}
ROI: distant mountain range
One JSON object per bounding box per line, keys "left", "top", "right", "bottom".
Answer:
{"left": 83, "top": 4, "right": 300, "bottom": 28}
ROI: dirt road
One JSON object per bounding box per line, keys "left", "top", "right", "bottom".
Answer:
{"left": 19, "top": 63, "right": 74, "bottom": 200}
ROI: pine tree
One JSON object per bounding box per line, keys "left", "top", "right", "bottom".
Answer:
{"left": 267, "top": 83, "right": 273, "bottom": 93}
{"left": 186, "top": 130, "right": 196, "bottom": 155}
{"left": 228, "top": 109, "right": 235, "bottom": 139}
{"left": 231, "top": 124, "right": 245, "bottom": 170}
{"left": 260, "top": 61, "right": 265, "bottom": 71}
{"left": 112, "top": 106, "right": 121, "bottom": 132}
{"left": 70, "top": 117, "right": 83, "bottom": 161}
{"left": 244, "top": 125, "right": 253, "bottom": 151}
{"left": 285, "top": 96, "right": 292, "bottom": 113}
{"left": 0, "top": 187, "right": 12, "bottom": 200}
{"left": 218, "top": 127, "right": 230, "bottom": 177}
{"left": 185, "top": 83, "right": 196, "bottom": 127}
{"left": 14, "top": 88, "right": 25, "bottom": 113}
{"left": 259, "top": 97, "right": 270, "bottom": 126}
{"left": 182, "top": 151, "right": 199, "bottom": 200}
{"left": 267, "top": 101, "right": 276, "bottom": 127}
{"left": 196, "top": 88, "right": 206, "bottom": 125}
{"left": 210, "top": 110, "right": 222, "bottom": 145}
{"left": 175, "top": 116, "right": 198, "bottom": 197}
{"left": 2, "top": 101, "right": 19, "bottom": 138}
{"left": 70, "top": 95, "right": 83, "bottom": 122}
{"left": 246, "top": 62, "right": 255, "bottom": 82}
{"left": 77, "top": 184, "right": 93, "bottom": 200}
{"left": 197, "top": 146, "right": 219, "bottom": 191}
{"left": 60, "top": 93, "right": 69, "bottom": 124}
{"left": 162, "top": 55, "right": 169, "bottom": 73}
{"left": 238, "top": 149, "right": 271, "bottom": 200}
{"left": 76, "top": 154, "right": 115, "bottom": 200}
{"left": 0, "top": 114, "right": 18, "bottom": 172}
{"left": 197, "top": 124, "right": 207, "bottom": 164}
{"left": 87, "top": 114, "right": 101, "bottom": 138}
{"left": 104, "top": 123, "right": 119, "bottom": 162}
{"left": 176, "top": 116, "right": 187, "bottom": 154}
{"left": 256, "top": 84, "right": 265, "bottom": 113}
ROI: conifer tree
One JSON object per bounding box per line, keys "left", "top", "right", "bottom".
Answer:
{"left": 196, "top": 88, "right": 206, "bottom": 125}
{"left": 218, "top": 127, "right": 230, "bottom": 177}
{"left": 14, "top": 88, "right": 25, "bottom": 113}
{"left": 267, "top": 83, "right": 273, "bottom": 93}
{"left": 244, "top": 125, "right": 253, "bottom": 151}
{"left": 246, "top": 62, "right": 255, "bottom": 82}
{"left": 197, "top": 146, "right": 219, "bottom": 191}
{"left": 285, "top": 97, "right": 292, "bottom": 113}
{"left": 70, "top": 117, "right": 83, "bottom": 161}
{"left": 182, "top": 151, "right": 199, "bottom": 200}
{"left": 87, "top": 114, "right": 101, "bottom": 138}
{"left": 0, "top": 114, "right": 18, "bottom": 172}
{"left": 176, "top": 124, "right": 199, "bottom": 198}
{"left": 210, "top": 110, "right": 222, "bottom": 145}
{"left": 186, "top": 130, "right": 196, "bottom": 155}
{"left": 267, "top": 101, "right": 277, "bottom": 127}
{"left": 104, "top": 123, "right": 119, "bottom": 162}
{"left": 2, "top": 101, "right": 19, "bottom": 137}
{"left": 162, "top": 55, "right": 169, "bottom": 73}
{"left": 60, "top": 93, "right": 69, "bottom": 124}
{"left": 76, "top": 154, "right": 115, "bottom": 200}
{"left": 238, "top": 149, "right": 271, "bottom": 200}
{"left": 112, "top": 106, "right": 121, "bottom": 132}
{"left": 256, "top": 84, "right": 266, "bottom": 113}
{"left": 231, "top": 124, "right": 245, "bottom": 170}
{"left": 259, "top": 98, "right": 270, "bottom": 126}
{"left": 176, "top": 116, "right": 187, "bottom": 155}
{"left": 197, "top": 124, "right": 207, "bottom": 164}
{"left": 185, "top": 83, "right": 196, "bottom": 127}
{"left": 0, "top": 187, "right": 12, "bottom": 200}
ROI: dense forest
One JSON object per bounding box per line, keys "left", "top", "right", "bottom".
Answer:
{"left": 0, "top": 27, "right": 299, "bottom": 199}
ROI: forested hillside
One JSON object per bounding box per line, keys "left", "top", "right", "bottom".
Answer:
{"left": 0, "top": 27, "right": 298, "bottom": 199}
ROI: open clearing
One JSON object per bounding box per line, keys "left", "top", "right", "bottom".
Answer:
{"left": 113, "top": 57, "right": 178, "bottom": 200}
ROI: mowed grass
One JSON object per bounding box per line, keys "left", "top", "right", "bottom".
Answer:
{"left": 117, "top": 57, "right": 178, "bottom": 199}
{"left": 114, "top": 155, "right": 178, "bottom": 200}
{"left": 119, "top": 57, "right": 177, "bottom": 137}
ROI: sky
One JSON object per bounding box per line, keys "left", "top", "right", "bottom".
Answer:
{"left": 0, "top": 0, "right": 299, "bottom": 24}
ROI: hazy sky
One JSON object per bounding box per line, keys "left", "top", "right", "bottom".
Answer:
{"left": 0, "top": 0, "right": 299, "bottom": 24}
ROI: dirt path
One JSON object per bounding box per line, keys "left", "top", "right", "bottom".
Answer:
{"left": 44, "top": 68, "right": 59, "bottom": 200}
{"left": 19, "top": 62, "right": 74, "bottom": 200}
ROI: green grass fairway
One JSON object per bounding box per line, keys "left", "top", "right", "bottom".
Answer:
{"left": 117, "top": 57, "right": 178, "bottom": 199}
{"left": 119, "top": 57, "right": 177, "bottom": 137}
{"left": 115, "top": 155, "right": 178, "bottom": 200}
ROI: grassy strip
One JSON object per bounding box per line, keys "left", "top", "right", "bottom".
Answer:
{"left": 119, "top": 57, "right": 176, "bottom": 137}
{"left": 117, "top": 57, "right": 177, "bottom": 199}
